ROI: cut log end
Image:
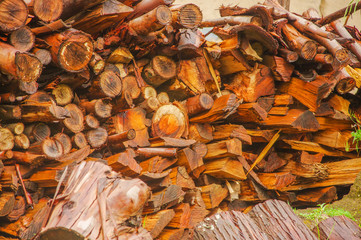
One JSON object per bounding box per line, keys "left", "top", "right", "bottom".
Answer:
{"left": 300, "top": 41, "right": 317, "bottom": 60}
{"left": 72, "top": 132, "right": 88, "bottom": 149}
{"left": 42, "top": 138, "right": 64, "bottom": 159}
{"left": 15, "top": 52, "right": 43, "bottom": 83}
{"left": 58, "top": 33, "right": 94, "bottom": 72}
{"left": 33, "top": 0, "right": 63, "bottom": 23}
{"left": 0, "top": 128, "right": 15, "bottom": 151}
{"left": 152, "top": 105, "right": 187, "bottom": 138}
{"left": 86, "top": 127, "right": 108, "bottom": 148}
{"left": 10, "top": 26, "right": 35, "bottom": 52}
{"left": 175, "top": 4, "right": 203, "bottom": 29}
{"left": 156, "top": 5, "right": 172, "bottom": 26}
{"left": 0, "top": 0, "right": 28, "bottom": 32}
{"left": 52, "top": 84, "right": 74, "bottom": 106}
{"left": 99, "top": 70, "right": 122, "bottom": 98}
{"left": 39, "top": 227, "right": 85, "bottom": 240}
{"left": 63, "top": 104, "right": 84, "bottom": 133}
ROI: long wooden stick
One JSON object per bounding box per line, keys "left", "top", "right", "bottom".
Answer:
{"left": 318, "top": 1, "right": 361, "bottom": 26}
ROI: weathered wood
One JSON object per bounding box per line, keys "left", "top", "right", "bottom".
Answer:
{"left": 204, "top": 157, "right": 246, "bottom": 180}
{"left": 171, "top": 4, "right": 202, "bottom": 29}
{"left": 106, "top": 148, "right": 142, "bottom": 177}
{"left": 143, "top": 209, "right": 175, "bottom": 238}
{"left": 143, "top": 185, "right": 184, "bottom": 214}
{"left": 177, "top": 147, "right": 205, "bottom": 178}
{"left": 314, "top": 216, "right": 361, "bottom": 240}
{"left": 200, "top": 184, "right": 228, "bottom": 209}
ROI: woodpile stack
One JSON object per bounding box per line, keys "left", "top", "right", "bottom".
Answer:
{"left": 0, "top": 0, "right": 361, "bottom": 239}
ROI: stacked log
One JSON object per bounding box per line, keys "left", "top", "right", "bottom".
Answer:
{"left": 0, "top": 0, "right": 361, "bottom": 239}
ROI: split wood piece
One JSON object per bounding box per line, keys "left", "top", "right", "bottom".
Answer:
{"left": 332, "top": 20, "right": 361, "bottom": 63}
{"left": 190, "top": 94, "right": 239, "bottom": 123}
{"left": 334, "top": 68, "right": 356, "bottom": 94}
{"left": 316, "top": 116, "right": 352, "bottom": 131}
{"left": 169, "top": 166, "right": 195, "bottom": 190}
{"left": 139, "top": 156, "right": 177, "bottom": 173}
{"left": 246, "top": 129, "right": 277, "bottom": 143}
{"left": 112, "top": 107, "right": 150, "bottom": 147}
{"left": 53, "top": 133, "right": 71, "bottom": 154}
{"left": 293, "top": 186, "right": 337, "bottom": 207}
{"left": 282, "top": 140, "right": 356, "bottom": 158}
{"left": 185, "top": 93, "right": 214, "bottom": 117}
{"left": 204, "top": 157, "right": 246, "bottom": 180}
{"left": 33, "top": 0, "right": 104, "bottom": 22}
{"left": 0, "top": 128, "right": 14, "bottom": 151}
{"left": 308, "top": 32, "right": 350, "bottom": 64}
{"left": 55, "top": 145, "right": 91, "bottom": 166}
{"left": 80, "top": 98, "right": 112, "bottom": 119}
{"left": 72, "top": 132, "right": 88, "bottom": 149}
{"left": 0, "top": 42, "right": 42, "bottom": 83}
{"left": 51, "top": 84, "right": 74, "bottom": 106}
{"left": 107, "top": 129, "right": 136, "bottom": 151}
{"left": 0, "top": 192, "right": 15, "bottom": 217}
{"left": 314, "top": 215, "right": 361, "bottom": 240}
{"left": 136, "top": 147, "right": 177, "bottom": 159}
{"left": 260, "top": 109, "right": 320, "bottom": 132}
{"left": 14, "top": 134, "right": 30, "bottom": 150}
{"left": 87, "top": 69, "right": 122, "bottom": 99}
{"left": 10, "top": 26, "right": 35, "bottom": 52}
{"left": 188, "top": 123, "right": 213, "bottom": 143}
{"left": 231, "top": 103, "right": 268, "bottom": 123}
{"left": 85, "top": 127, "right": 108, "bottom": 148}
{"left": 89, "top": 53, "right": 104, "bottom": 75}
{"left": 217, "top": 42, "right": 251, "bottom": 75}
{"left": 281, "top": 23, "right": 317, "bottom": 60}
{"left": 345, "top": 65, "right": 361, "bottom": 88}
{"left": 274, "top": 94, "right": 293, "bottom": 106}
{"left": 128, "top": 5, "right": 172, "bottom": 36}
{"left": 170, "top": 4, "right": 202, "bottom": 29}
{"left": 143, "top": 209, "right": 175, "bottom": 239}
{"left": 62, "top": 103, "right": 84, "bottom": 133}
{"left": 143, "top": 185, "right": 185, "bottom": 214}
{"left": 152, "top": 104, "right": 187, "bottom": 138}
{"left": 106, "top": 148, "right": 142, "bottom": 177}
{"left": 268, "top": 106, "right": 288, "bottom": 116}
{"left": 249, "top": 199, "right": 318, "bottom": 240}
{"left": 114, "top": 75, "right": 141, "bottom": 110}
{"left": 41, "top": 161, "right": 150, "bottom": 240}
{"left": 278, "top": 48, "right": 299, "bottom": 62}
{"left": 6, "top": 196, "right": 26, "bottom": 222}
{"left": 43, "top": 29, "right": 93, "bottom": 72}
{"left": 192, "top": 210, "right": 268, "bottom": 240}
{"left": 180, "top": 55, "right": 219, "bottom": 95}
{"left": 0, "top": 198, "right": 48, "bottom": 238}
{"left": 139, "top": 170, "right": 172, "bottom": 191}
{"left": 158, "top": 228, "right": 185, "bottom": 240}
{"left": 0, "top": 105, "right": 21, "bottom": 121}
{"left": 149, "top": 137, "right": 194, "bottom": 148}
{"left": 177, "top": 147, "right": 205, "bottom": 178}
{"left": 263, "top": 152, "right": 287, "bottom": 173}
{"left": 312, "top": 129, "right": 353, "bottom": 150}
{"left": 300, "top": 151, "right": 324, "bottom": 164}
{"left": 213, "top": 124, "right": 252, "bottom": 145}
{"left": 28, "top": 137, "right": 64, "bottom": 160}
{"left": 157, "top": 78, "right": 194, "bottom": 101}
{"left": 167, "top": 203, "right": 191, "bottom": 229}
{"left": 263, "top": 55, "right": 294, "bottom": 82}
{"left": 0, "top": 0, "right": 27, "bottom": 32}
{"left": 142, "top": 55, "right": 176, "bottom": 87}
{"left": 282, "top": 77, "right": 332, "bottom": 112}
{"left": 107, "top": 47, "right": 133, "bottom": 64}
{"left": 24, "top": 123, "right": 50, "bottom": 143}
{"left": 84, "top": 114, "right": 100, "bottom": 130}
{"left": 200, "top": 184, "right": 228, "bottom": 209}
{"left": 68, "top": 1, "right": 133, "bottom": 36}
{"left": 225, "top": 64, "right": 275, "bottom": 102}
{"left": 21, "top": 101, "right": 69, "bottom": 123}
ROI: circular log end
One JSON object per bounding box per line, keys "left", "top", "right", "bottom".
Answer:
{"left": 10, "top": 26, "right": 35, "bottom": 52}
{"left": 152, "top": 104, "right": 186, "bottom": 138}
{"left": 85, "top": 114, "right": 100, "bottom": 129}
{"left": 31, "top": 123, "right": 51, "bottom": 143}
{"left": 33, "top": 0, "right": 63, "bottom": 23}
{"left": 123, "top": 75, "right": 141, "bottom": 99}
{"left": 156, "top": 5, "right": 172, "bottom": 25}
{"left": 335, "top": 49, "right": 350, "bottom": 64}
{"left": 34, "top": 48, "right": 52, "bottom": 65}
{"left": 300, "top": 41, "right": 317, "bottom": 60}
{"left": 64, "top": 104, "right": 84, "bottom": 133}
{"left": 0, "top": 0, "right": 27, "bottom": 32}
{"left": 52, "top": 84, "right": 74, "bottom": 106}
{"left": 199, "top": 93, "right": 214, "bottom": 110}
{"left": 94, "top": 99, "right": 112, "bottom": 118}
{"left": 127, "top": 129, "right": 136, "bottom": 140}
{"left": 72, "top": 132, "right": 88, "bottom": 149}
{"left": 58, "top": 33, "right": 94, "bottom": 72}
{"left": 54, "top": 133, "right": 72, "bottom": 154}
{"left": 14, "top": 134, "right": 30, "bottom": 149}
{"left": 336, "top": 78, "right": 356, "bottom": 94}
{"left": 178, "top": 4, "right": 203, "bottom": 29}
{"left": 42, "top": 138, "right": 64, "bottom": 159}
{"left": 0, "top": 128, "right": 14, "bottom": 151}
{"left": 86, "top": 127, "right": 108, "bottom": 148}
{"left": 13, "top": 123, "right": 25, "bottom": 135}
{"left": 39, "top": 227, "right": 85, "bottom": 240}
{"left": 152, "top": 55, "right": 177, "bottom": 79}
{"left": 99, "top": 70, "right": 122, "bottom": 98}
{"left": 15, "top": 52, "right": 43, "bottom": 83}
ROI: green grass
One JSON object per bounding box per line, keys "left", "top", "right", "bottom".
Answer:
{"left": 297, "top": 204, "right": 356, "bottom": 222}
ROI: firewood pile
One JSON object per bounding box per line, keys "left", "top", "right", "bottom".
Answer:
{"left": 1, "top": 0, "right": 361, "bottom": 239}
